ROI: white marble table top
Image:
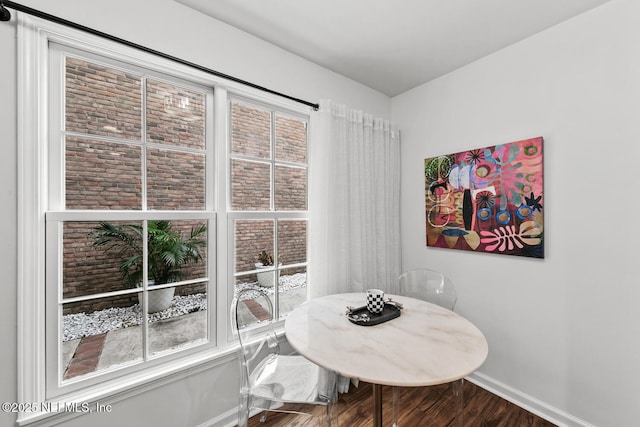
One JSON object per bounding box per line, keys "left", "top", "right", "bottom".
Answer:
{"left": 284, "top": 293, "right": 488, "bottom": 387}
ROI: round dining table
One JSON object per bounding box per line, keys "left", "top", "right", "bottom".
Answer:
{"left": 284, "top": 293, "right": 488, "bottom": 427}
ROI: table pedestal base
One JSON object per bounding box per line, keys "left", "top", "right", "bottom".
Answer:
{"left": 373, "top": 383, "right": 383, "bottom": 427}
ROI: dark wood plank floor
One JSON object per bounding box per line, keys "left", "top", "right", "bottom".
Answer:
{"left": 243, "top": 380, "right": 558, "bottom": 427}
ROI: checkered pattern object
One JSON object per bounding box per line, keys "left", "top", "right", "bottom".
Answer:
{"left": 366, "top": 293, "right": 385, "bottom": 314}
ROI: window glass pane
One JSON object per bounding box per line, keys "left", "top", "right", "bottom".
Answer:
{"left": 235, "top": 274, "right": 259, "bottom": 291}
{"left": 233, "top": 267, "right": 306, "bottom": 321}
{"left": 76, "top": 219, "right": 207, "bottom": 298}
{"left": 65, "top": 57, "right": 142, "bottom": 139}
{"left": 275, "top": 165, "right": 307, "bottom": 210}
{"left": 65, "top": 137, "right": 142, "bottom": 210}
{"left": 279, "top": 266, "right": 307, "bottom": 318}
{"left": 231, "top": 101, "right": 271, "bottom": 158}
{"left": 65, "top": 221, "right": 143, "bottom": 299}
{"left": 145, "top": 220, "right": 208, "bottom": 286}
{"left": 146, "top": 79, "right": 206, "bottom": 150}
{"left": 277, "top": 220, "right": 307, "bottom": 265}
{"left": 232, "top": 284, "right": 273, "bottom": 329}
{"left": 231, "top": 159, "right": 271, "bottom": 210}
{"left": 147, "top": 283, "right": 208, "bottom": 356}
{"left": 234, "top": 219, "right": 274, "bottom": 274}
{"left": 147, "top": 148, "right": 206, "bottom": 210}
{"left": 62, "top": 299, "right": 143, "bottom": 381}
{"left": 275, "top": 114, "right": 307, "bottom": 163}
{"left": 62, "top": 219, "right": 208, "bottom": 381}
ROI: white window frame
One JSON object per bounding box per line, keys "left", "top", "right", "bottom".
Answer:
{"left": 16, "top": 14, "right": 312, "bottom": 426}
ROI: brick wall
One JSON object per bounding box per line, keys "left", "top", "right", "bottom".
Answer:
{"left": 61, "top": 59, "right": 307, "bottom": 315}
{"left": 230, "top": 103, "right": 308, "bottom": 275}
{"left": 63, "top": 220, "right": 207, "bottom": 314}
{"left": 63, "top": 58, "right": 208, "bottom": 314}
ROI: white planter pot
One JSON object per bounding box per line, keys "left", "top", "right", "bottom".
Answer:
{"left": 138, "top": 286, "right": 175, "bottom": 313}
{"left": 255, "top": 263, "right": 281, "bottom": 288}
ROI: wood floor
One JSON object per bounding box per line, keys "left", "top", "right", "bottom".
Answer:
{"left": 243, "top": 380, "right": 558, "bottom": 427}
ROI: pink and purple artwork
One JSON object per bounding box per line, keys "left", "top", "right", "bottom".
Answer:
{"left": 424, "top": 137, "right": 544, "bottom": 258}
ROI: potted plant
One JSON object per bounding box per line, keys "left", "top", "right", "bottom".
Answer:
{"left": 90, "top": 220, "right": 207, "bottom": 313}
{"left": 255, "top": 250, "right": 281, "bottom": 288}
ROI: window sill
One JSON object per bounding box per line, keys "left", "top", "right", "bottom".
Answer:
{"left": 16, "top": 345, "right": 239, "bottom": 427}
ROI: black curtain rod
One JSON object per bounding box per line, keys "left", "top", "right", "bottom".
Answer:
{"left": 0, "top": 0, "right": 319, "bottom": 110}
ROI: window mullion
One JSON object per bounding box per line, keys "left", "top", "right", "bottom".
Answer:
{"left": 142, "top": 220, "right": 150, "bottom": 361}
{"left": 49, "top": 50, "right": 65, "bottom": 211}
{"left": 270, "top": 111, "right": 279, "bottom": 317}
{"left": 214, "top": 86, "right": 228, "bottom": 347}
{"left": 141, "top": 76, "right": 148, "bottom": 211}
{"left": 270, "top": 110, "right": 276, "bottom": 212}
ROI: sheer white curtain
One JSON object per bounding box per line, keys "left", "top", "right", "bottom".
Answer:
{"left": 308, "top": 100, "right": 401, "bottom": 298}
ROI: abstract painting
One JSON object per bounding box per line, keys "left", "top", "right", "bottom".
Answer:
{"left": 424, "top": 137, "right": 544, "bottom": 258}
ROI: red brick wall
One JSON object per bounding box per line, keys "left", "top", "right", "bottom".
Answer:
{"left": 62, "top": 220, "right": 207, "bottom": 314}
{"left": 65, "top": 57, "right": 142, "bottom": 139}
{"left": 230, "top": 103, "right": 308, "bottom": 275}
{"left": 61, "top": 59, "right": 307, "bottom": 315}
{"left": 62, "top": 58, "right": 207, "bottom": 313}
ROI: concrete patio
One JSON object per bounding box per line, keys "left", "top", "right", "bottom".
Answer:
{"left": 62, "top": 287, "right": 307, "bottom": 380}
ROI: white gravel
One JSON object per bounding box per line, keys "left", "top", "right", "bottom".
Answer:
{"left": 235, "top": 272, "right": 307, "bottom": 300}
{"left": 63, "top": 273, "right": 306, "bottom": 342}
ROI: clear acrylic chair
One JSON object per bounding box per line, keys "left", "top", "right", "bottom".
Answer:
{"left": 397, "top": 268, "right": 457, "bottom": 310}
{"left": 393, "top": 269, "right": 461, "bottom": 427}
{"left": 231, "top": 287, "right": 338, "bottom": 427}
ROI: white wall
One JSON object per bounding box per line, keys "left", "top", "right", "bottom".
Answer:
{"left": 392, "top": 0, "right": 640, "bottom": 426}
{"left": 0, "top": 1, "right": 390, "bottom": 426}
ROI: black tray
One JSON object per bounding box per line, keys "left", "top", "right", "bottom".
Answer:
{"left": 347, "top": 303, "right": 401, "bottom": 326}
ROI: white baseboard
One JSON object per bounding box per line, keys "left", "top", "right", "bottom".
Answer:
{"left": 466, "top": 372, "right": 596, "bottom": 427}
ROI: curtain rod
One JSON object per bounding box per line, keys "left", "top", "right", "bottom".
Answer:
{"left": 0, "top": 0, "right": 320, "bottom": 110}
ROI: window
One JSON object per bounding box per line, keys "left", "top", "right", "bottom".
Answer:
{"left": 17, "top": 15, "right": 312, "bottom": 424}
{"left": 229, "top": 100, "right": 309, "bottom": 324}
{"left": 45, "top": 46, "right": 214, "bottom": 396}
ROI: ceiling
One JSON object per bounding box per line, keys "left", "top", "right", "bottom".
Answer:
{"left": 176, "top": 0, "right": 611, "bottom": 97}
